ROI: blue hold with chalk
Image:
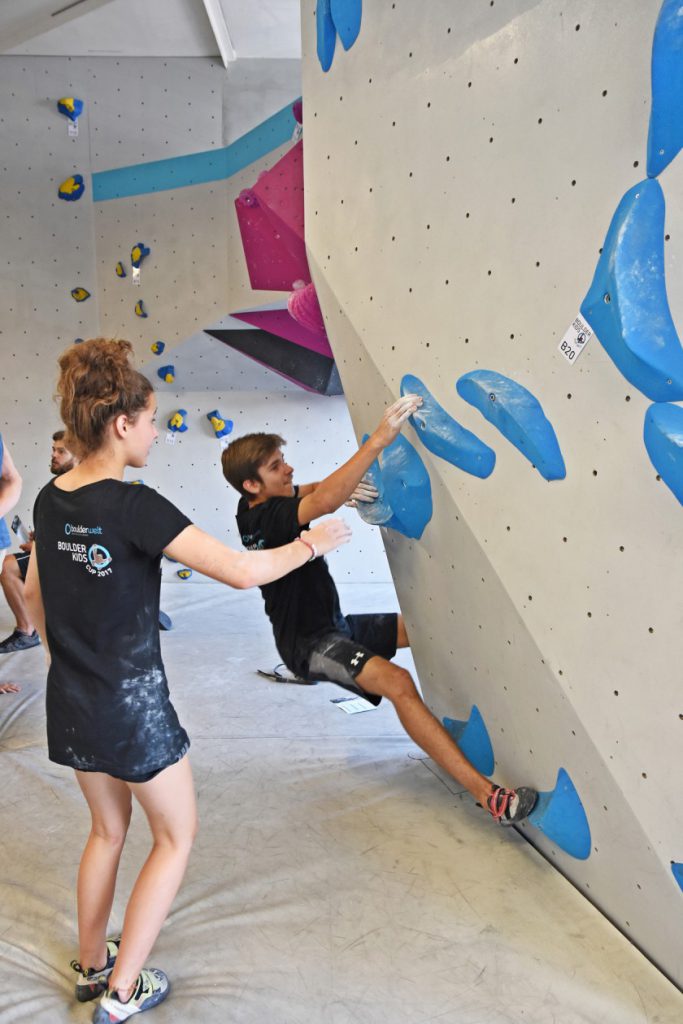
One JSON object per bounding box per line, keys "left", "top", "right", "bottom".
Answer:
{"left": 580, "top": 179, "right": 683, "bottom": 402}
{"left": 357, "top": 432, "right": 432, "bottom": 540}
{"left": 647, "top": 0, "right": 683, "bottom": 177}
{"left": 643, "top": 402, "right": 683, "bottom": 504}
{"left": 401, "top": 374, "right": 495, "bottom": 478}
{"left": 456, "top": 370, "right": 565, "bottom": 481}
{"left": 442, "top": 706, "right": 495, "bottom": 777}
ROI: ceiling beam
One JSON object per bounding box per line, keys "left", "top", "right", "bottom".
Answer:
{"left": 201, "top": 0, "right": 236, "bottom": 67}
{"left": 0, "top": 0, "right": 119, "bottom": 53}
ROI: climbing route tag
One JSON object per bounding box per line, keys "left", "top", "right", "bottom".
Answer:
{"left": 165, "top": 431, "right": 176, "bottom": 446}
{"left": 558, "top": 314, "right": 593, "bottom": 365}
{"left": 68, "top": 121, "right": 79, "bottom": 138}
{"left": 132, "top": 267, "right": 141, "bottom": 286}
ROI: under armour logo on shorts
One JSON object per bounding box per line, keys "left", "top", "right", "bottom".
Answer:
{"left": 350, "top": 651, "right": 364, "bottom": 667}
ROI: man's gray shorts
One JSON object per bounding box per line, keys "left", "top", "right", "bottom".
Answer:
{"left": 304, "top": 613, "right": 398, "bottom": 706}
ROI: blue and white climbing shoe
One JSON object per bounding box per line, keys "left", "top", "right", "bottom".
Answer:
{"left": 71, "top": 938, "right": 120, "bottom": 1002}
{"left": 487, "top": 785, "right": 537, "bottom": 826}
{"left": 92, "top": 968, "right": 170, "bottom": 1022}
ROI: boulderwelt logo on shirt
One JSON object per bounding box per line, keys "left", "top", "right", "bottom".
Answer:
{"left": 59, "top": 523, "right": 113, "bottom": 577}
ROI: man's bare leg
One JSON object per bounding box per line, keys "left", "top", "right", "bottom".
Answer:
{"left": 356, "top": 655, "right": 492, "bottom": 805}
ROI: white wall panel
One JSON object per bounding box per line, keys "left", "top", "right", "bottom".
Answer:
{"left": 302, "top": 0, "right": 683, "bottom": 986}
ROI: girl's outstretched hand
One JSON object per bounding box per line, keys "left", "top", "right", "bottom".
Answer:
{"left": 304, "top": 517, "right": 352, "bottom": 556}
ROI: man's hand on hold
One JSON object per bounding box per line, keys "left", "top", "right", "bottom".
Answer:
{"left": 345, "top": 476, "right": 379, "bottom": 508}
{"left": 371, "top": 394, "right": 422, "bottom": 449}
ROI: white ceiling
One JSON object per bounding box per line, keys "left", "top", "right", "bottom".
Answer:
{"left": 1, "top": 0, "right": 301, "bottom": 60}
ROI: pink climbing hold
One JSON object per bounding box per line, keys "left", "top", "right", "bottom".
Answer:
{"left": 288, "top": 282, "right": 326, "bottom": 335}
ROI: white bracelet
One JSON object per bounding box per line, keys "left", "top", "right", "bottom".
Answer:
{"left": 296, "top": 536, "right": 317, "bottom": 562}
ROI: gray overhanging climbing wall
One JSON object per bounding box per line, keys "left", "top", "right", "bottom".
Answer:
{"left": 302, "top": 0, "right": 683, "bottom": 987}
{"left": 0, "top": 54, "right": 390, "bottom": 583}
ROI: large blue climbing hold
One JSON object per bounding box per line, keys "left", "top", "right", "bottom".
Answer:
{"left": 381, "top": 433, "right": 432, "bottom": 539}
{"left": 442, "top": 706, "right": 495, "bottom": 777}
{"left": 643, "top": 403, "right": 683, "bottom": 504}
{"left": 672, "top": 862, "right": 683, "bottom": 893}
{"left": 527, "top": 768, "right": 591, "bottom": 860}
{"left": 456, "top": 371, "right": 565, "bottom": 481}
{"left": 580, "top": 179, "right": 683, "bottom": 402}
{"left": 330, "top": 0, "right": 362, "bottom": 50}
{"left": 356, "top": 432, "right": 432, "bottom": 539}
{"left": 355, "top": 443, "right": 395, "bottom": 527}
{"left": 316, "top": 0, "right": 337, "bottom": 72}
{"left": 401, "top": 374, "right": 495, "bottom": 479}
{"left": 647, "top": 0, "right": 683, "bottom": 178}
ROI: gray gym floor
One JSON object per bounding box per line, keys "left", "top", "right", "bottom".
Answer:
{"left": 0, "top": 582, "right": 681, "bottom": 1023}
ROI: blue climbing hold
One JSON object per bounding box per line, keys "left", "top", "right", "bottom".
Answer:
{"left": 442, "top": 706, "right": 495, "bottom": 777}
{"left": 71, "top": 287, "right": 90, "bottom": 302}
{"left": 581, "top": 179, "right": 683, "bottom": 402}
{"left": 647, "top": 1, "right": 683, "bottom": 178}
{"left": 151, "top": 341, "right": 165, "bottom": 355}
{"left": 527, "top": 767, "right": 591, "bottom": 860}
{"left": 643, "top": 402, "right": 683, "bottom": 504}
{"left": 316, "top": 0, "right": 337, "bottom": 72}
{"left": 206, "top": 410, "right": 233, "bottom": 439}
{"left": 401, "top": 374, "right": 495, "bottom": 479}
{"left": 357, "top": 432, "right": 432, "bottom": 539}
{"left": 115, "top": 261, "right": 127, "bottom": 278}
{"left": 58, "top": 175, "right": 85, "bottom": 201}
{"left": 57, "top": 97, "right": 83, "bottom": 122}
{"left": 456, "top": 371, "right": 565, "bottom": 481}
{"left": 167, "top": 409, "right": 188, "bottom": 433}
{"left": 131, "top": 242, "right": 151, "bottom": 268}
{"left": 330, "top": 0, "right": 362, "bottom": 50}
{"left": 158, "top": 365, "right": 175, "bottom": 384}
{"left": 382, "top": 434, "right": 432, "bottom": 539}
{"left": 355, "top": 448, "right": 396, "bottom": 527}
{"left": 134, "top": 299, "right": 148, "bottom": 318}
{"left": 177, "top": 568, "right": 193, "bottom": 580}
{"left": 672, "top": 862, "right": 683, "bottom": 893}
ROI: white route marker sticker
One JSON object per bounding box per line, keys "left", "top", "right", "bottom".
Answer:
{"left": 558, "top": 314, "right": 593, "bottom": 364}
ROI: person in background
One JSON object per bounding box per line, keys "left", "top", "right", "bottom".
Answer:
{"left": 0, "top": 431, "right": 76, "bottom": 654}
{"left": 0, "top": 431, "right": 23, "bottom": 692}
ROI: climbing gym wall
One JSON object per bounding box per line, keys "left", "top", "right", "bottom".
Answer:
{"left": 0, "top": 54, "right": 390, "bottom": 582}
{"left": 302, "top": 0, "right": 683, "bottom": 988}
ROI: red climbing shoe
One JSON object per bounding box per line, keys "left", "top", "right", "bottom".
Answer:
{"left": 487, "top": 785, "right": 537, "bottom": 826}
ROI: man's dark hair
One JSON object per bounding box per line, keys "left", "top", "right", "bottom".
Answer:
{"left": 222, "top": 433, "right": 285, "bottom": 498}
{"left": 52, "top": 430, "right": 65, "bottom": 442}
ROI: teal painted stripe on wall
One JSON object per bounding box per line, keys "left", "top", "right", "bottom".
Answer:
{"left": 92, "top": 101, "right": 298, "bottom": 202}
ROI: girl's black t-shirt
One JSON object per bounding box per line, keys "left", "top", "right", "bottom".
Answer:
{"left": 33, "top": 478, "right": 192, "bottom": 777}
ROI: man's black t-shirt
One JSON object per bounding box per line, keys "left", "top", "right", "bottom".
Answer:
{"left": 33, "top": 479, "right": 192, "bottom": 777}
{"left": 236, "top": 493, "right": 348, "bottom": 676}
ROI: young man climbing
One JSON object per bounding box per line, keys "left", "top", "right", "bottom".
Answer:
{"left": 222, "top": 396, "right": 538, "bottom": 826}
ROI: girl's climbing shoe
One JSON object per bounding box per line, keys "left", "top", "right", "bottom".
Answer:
{"left": 71, "top": 938, "right": 120, "bottom": 1002}
{"left": 92, "top": 968, "right": 170, "bottom": 1022}
{"left": 487, "top": 785, "right": 538, "bottom": 825}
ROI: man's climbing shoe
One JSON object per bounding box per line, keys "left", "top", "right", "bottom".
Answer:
{"left": 70, "top": 939, "right": 120, "bottom": 1002}
{"left": 487, "top": 785, "right": 538, "bottom": 826}
{"left": 92, "top": 968, "right": 170, "bottom": 1022}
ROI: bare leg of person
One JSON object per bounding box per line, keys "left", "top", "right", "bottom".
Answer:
{"left": 75, "top": 771, "right": 133, "bottom": 971}
{"left": 0, "top": 556, "right": 34, "bottom": 634}
{"left": 356, "top": 656, "right": 492, "bottom": 805}
{"left": 396, "top": 615, "right": 409, "bottom": 649}
{"left": 107, "top": 756, "right": 198, "bottom": 1000}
